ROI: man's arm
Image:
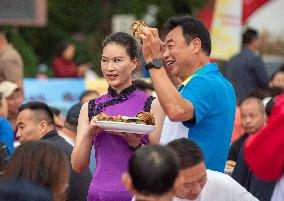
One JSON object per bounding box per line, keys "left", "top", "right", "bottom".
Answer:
{"left": 149, "top": 67, "right": 195, "bottom": 122}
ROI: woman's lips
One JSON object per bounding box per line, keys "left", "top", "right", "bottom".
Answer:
{"left": 107, "top": 74, "right": 118, "bottom": 80}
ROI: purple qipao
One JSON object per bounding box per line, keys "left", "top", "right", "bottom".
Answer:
{"left": 87, "top": 83, "right": 155, "bottom": 201}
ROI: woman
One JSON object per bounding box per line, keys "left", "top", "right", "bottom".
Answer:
{"left": 2, "top": 141, "right": 70, "bottom": 201}
{"left": 52, "top": 42, "right": 89, "bottom": 78}
{"left": 72, "top": 32, "right": 164, "bottom": 201}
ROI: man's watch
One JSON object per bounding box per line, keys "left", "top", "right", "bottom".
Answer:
{"left": 145, "top": 58, "right": 163, "bottom": 70}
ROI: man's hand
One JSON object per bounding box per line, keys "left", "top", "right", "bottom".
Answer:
{"left": 139, "top": 27, "right": 164, "bottom": 63}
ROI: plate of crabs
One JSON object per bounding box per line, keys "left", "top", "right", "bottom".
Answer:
{"left": 95, "top": 112, "right": 157, "bottom": 134}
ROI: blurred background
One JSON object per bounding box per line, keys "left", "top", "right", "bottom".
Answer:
{"left": 1, "top": 0, "right": 283, "bottom": 112}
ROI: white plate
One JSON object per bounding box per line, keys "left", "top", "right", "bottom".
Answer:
{"left": 96, "top": 121, "right": 157, "bottom": 134}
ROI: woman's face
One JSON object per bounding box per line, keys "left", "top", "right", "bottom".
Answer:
{"left": 101, "top": 43, "right": 137, "bottom": 92}
{"left": 62, "top": 44, "right": 75, "bottom": 61}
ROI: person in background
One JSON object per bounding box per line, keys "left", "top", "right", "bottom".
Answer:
{"left": 16, "top": 101, "right": 92, "bottom": 201}
{"left": 135, "top": 79, "right": 155, "bottom": 96}
{"left": 52, "top": 42, "right": 89, "bottom": 78}
{"left": 0, "top": 141, "right": 9, "bottom": 175}
{"left": 72, "top": 32, "right": 165, "bottom": 201}
{"left": 123, "top": 145, "right": 180, "bottom": 201}
{"left": 0, "top": 92, "right": 14, "bottom": 155}
{"left": 59, "top": 103, "right": 82, "bottom": 146}
{"left": 225, "top": 28, "right": 269, "bottom": 104}
{"left": 167, "top": 138, "right": 258, "bottom": 201}
{"left": 268, "top": 70, "right": 284, "bottom": 89}
{"left": 139, "top": 15, "right": 236, "bottom": 172}
{"left": 0, "top": 27, "right": 23, "bottom": 88}
{"left": 49, "top": 106, "right": 64, "bottom": 130}
{"left": 244, "top": 93, "right": 284, "bottom": 201}
{"left": 226, "top": 97, "right": 267, "bottom": 170}
{"left": 0, "top": 179, "right": 53, "bottom": 201}
{"left": 2, "top": 141, "right": 70, "bottom": 201}
{"left": 80, "top": 90, "right": 100, "bottom": 103}
{"left": 0, "top": 81, "right": 23, "bottom": 133}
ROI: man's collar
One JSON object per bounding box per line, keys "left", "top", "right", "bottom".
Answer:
{"left": 41, "top": 130, "right": 58, "bottom": 140}
{"left": 181, "top": 63, "right": 218, "bottom": 86}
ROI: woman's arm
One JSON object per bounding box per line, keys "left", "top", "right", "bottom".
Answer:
{"left": 71, "top": 102, "right": 101, "bottom": 173}
{"left": 148, "top": 98, "right": 165, "bottom": 144}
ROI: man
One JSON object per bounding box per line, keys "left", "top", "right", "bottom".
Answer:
{"left": 122, "top": 145, "right": 180, "bottom": 201}
{"left": 139, "top": 16, "right": 236, "bottom": 172}
{"left": 0, "top": 27, "right": 23, "bottom": 88}
{"left": 58, "top": 103, "right": 83, "bottom": 146}
{"left": 16, "top": 101, "right": 92, "bottom": 201}
{"left": 225, "top": 28, "right": 269, "bottom": 104}
{"left": 167, "top": 138, "right": 258, "bottom": 201}
{"left": 244, "top": 93, "right": 284, "bottom": 201}
{"left": 0, "top": 81, "right": 23, "bottom": 131}
{"left": 226, "top": 97, "right": 267, "bottom": 170}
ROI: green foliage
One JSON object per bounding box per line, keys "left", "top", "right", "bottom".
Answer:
{"left": 4, "top": 0, "right": 205, "bottom": 77}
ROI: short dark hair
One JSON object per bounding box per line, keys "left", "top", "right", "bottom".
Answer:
{"left": 79, "top": 90, "right": 99, "bottom": 102}
{"left": 164, "top": 15, "right": 211, "bottom": 56}
{"left": 64, "top": 103, "right": 82, "bottom": 132}
{"left": 167, "top": 138, "right": 204, "bottom": 169}
{"left": 242, "top": 28, "right": 258, "bottom": 45}
{"left": 18, "top": 101, "right": 54, "bottom": 125}
{"left": 56, "top": 42, "right": 73, "bottom": 57}
{"left": 102, "top": 32, "right": 139, "bottom": 59}
{"left": 0, "top": 179, "right": 52, "bottom": 201}
{"left": 129, "top": 145, "right": 179, "bottom": 196}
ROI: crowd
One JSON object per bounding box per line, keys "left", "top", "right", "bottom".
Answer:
{"left": 0, "top": 14, "right": 284, "bottom": 201}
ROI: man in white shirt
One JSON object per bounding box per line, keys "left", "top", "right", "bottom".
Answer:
{"left": 167, "top": 138, "right": 258, "bottom": 201}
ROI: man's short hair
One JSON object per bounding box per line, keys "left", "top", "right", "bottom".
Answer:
{"left": 128, "top": 145, "right": 179, "bottom": 196}
{"left": 241, "top": 97, "right": 266, "bottom": 114}
{"left": 79, "top": 90, "right": 99, "bottom": 102}
{"left": 64, "top": 103, "right": 82, "bottom": 132}
{"left": 242, "top": 28, "right": 258, "bottom": 45}
{"left": 18, "top": 101, "right": 54, "bottom": 125}
{"left": 164, "top": 15, "right": 211, "bottom": 56}
{"left": 167, "top": 138, "right": 204, "bottom": 169}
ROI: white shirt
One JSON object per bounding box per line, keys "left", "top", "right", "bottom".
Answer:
{"left": 173, "top": 170, "right": 258, "bottom": 201}
{"left": 160, "top": 116, "right": 189, "bottom": 144}
{"left": 271, "top": 174, "right": 284, "bottom": 201}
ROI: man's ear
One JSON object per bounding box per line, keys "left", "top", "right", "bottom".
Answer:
{"left": 39, "top": 120, "right": 49, "bottom": 133}
{"left": 192, "top": 38, "right": 202, "bottom": 54}
{"left": 122, "top": 172, "right": 135, "bottom": 193}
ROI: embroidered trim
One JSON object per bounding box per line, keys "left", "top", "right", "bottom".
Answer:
{"left": 108, "top": 82, "right": 138, "bottom": 98}
{"left": 89, "top": 83, "right": 139, "bottom": 119}
{"left": 88, "top": 99, "right": 97, "bottom": 121}
{"left": 144, "top": 96, "right": 156, "bottom": 112}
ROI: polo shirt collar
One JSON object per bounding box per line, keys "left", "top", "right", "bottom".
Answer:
{"left": 181, "top": 63, "right": 218, "bottom": 87}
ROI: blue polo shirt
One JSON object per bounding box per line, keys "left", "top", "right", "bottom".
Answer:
{"left": 180, "top": 63, "right": 236, "bottom": 172}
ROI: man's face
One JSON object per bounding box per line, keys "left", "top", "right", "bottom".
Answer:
{"left": 240, "top": 102, "right": 266, "bottom": 134}
{"left": 16, "top": 109, "right": 43, "bottom": 143}
{"left": 163, "top": 26, "right": 194, "bottom": 81}
{"left": 175, "top": 162, "right": 207, "bottom": 200}
{"left": 6, "top": 89, "right": 23, "bottom": 115}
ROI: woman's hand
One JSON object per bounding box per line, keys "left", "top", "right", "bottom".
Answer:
{"left": 113, "top": 132, "right": 142, "bottom": 149}
{"left": 89, "top": 116, "right": 103, "bottom": 137}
